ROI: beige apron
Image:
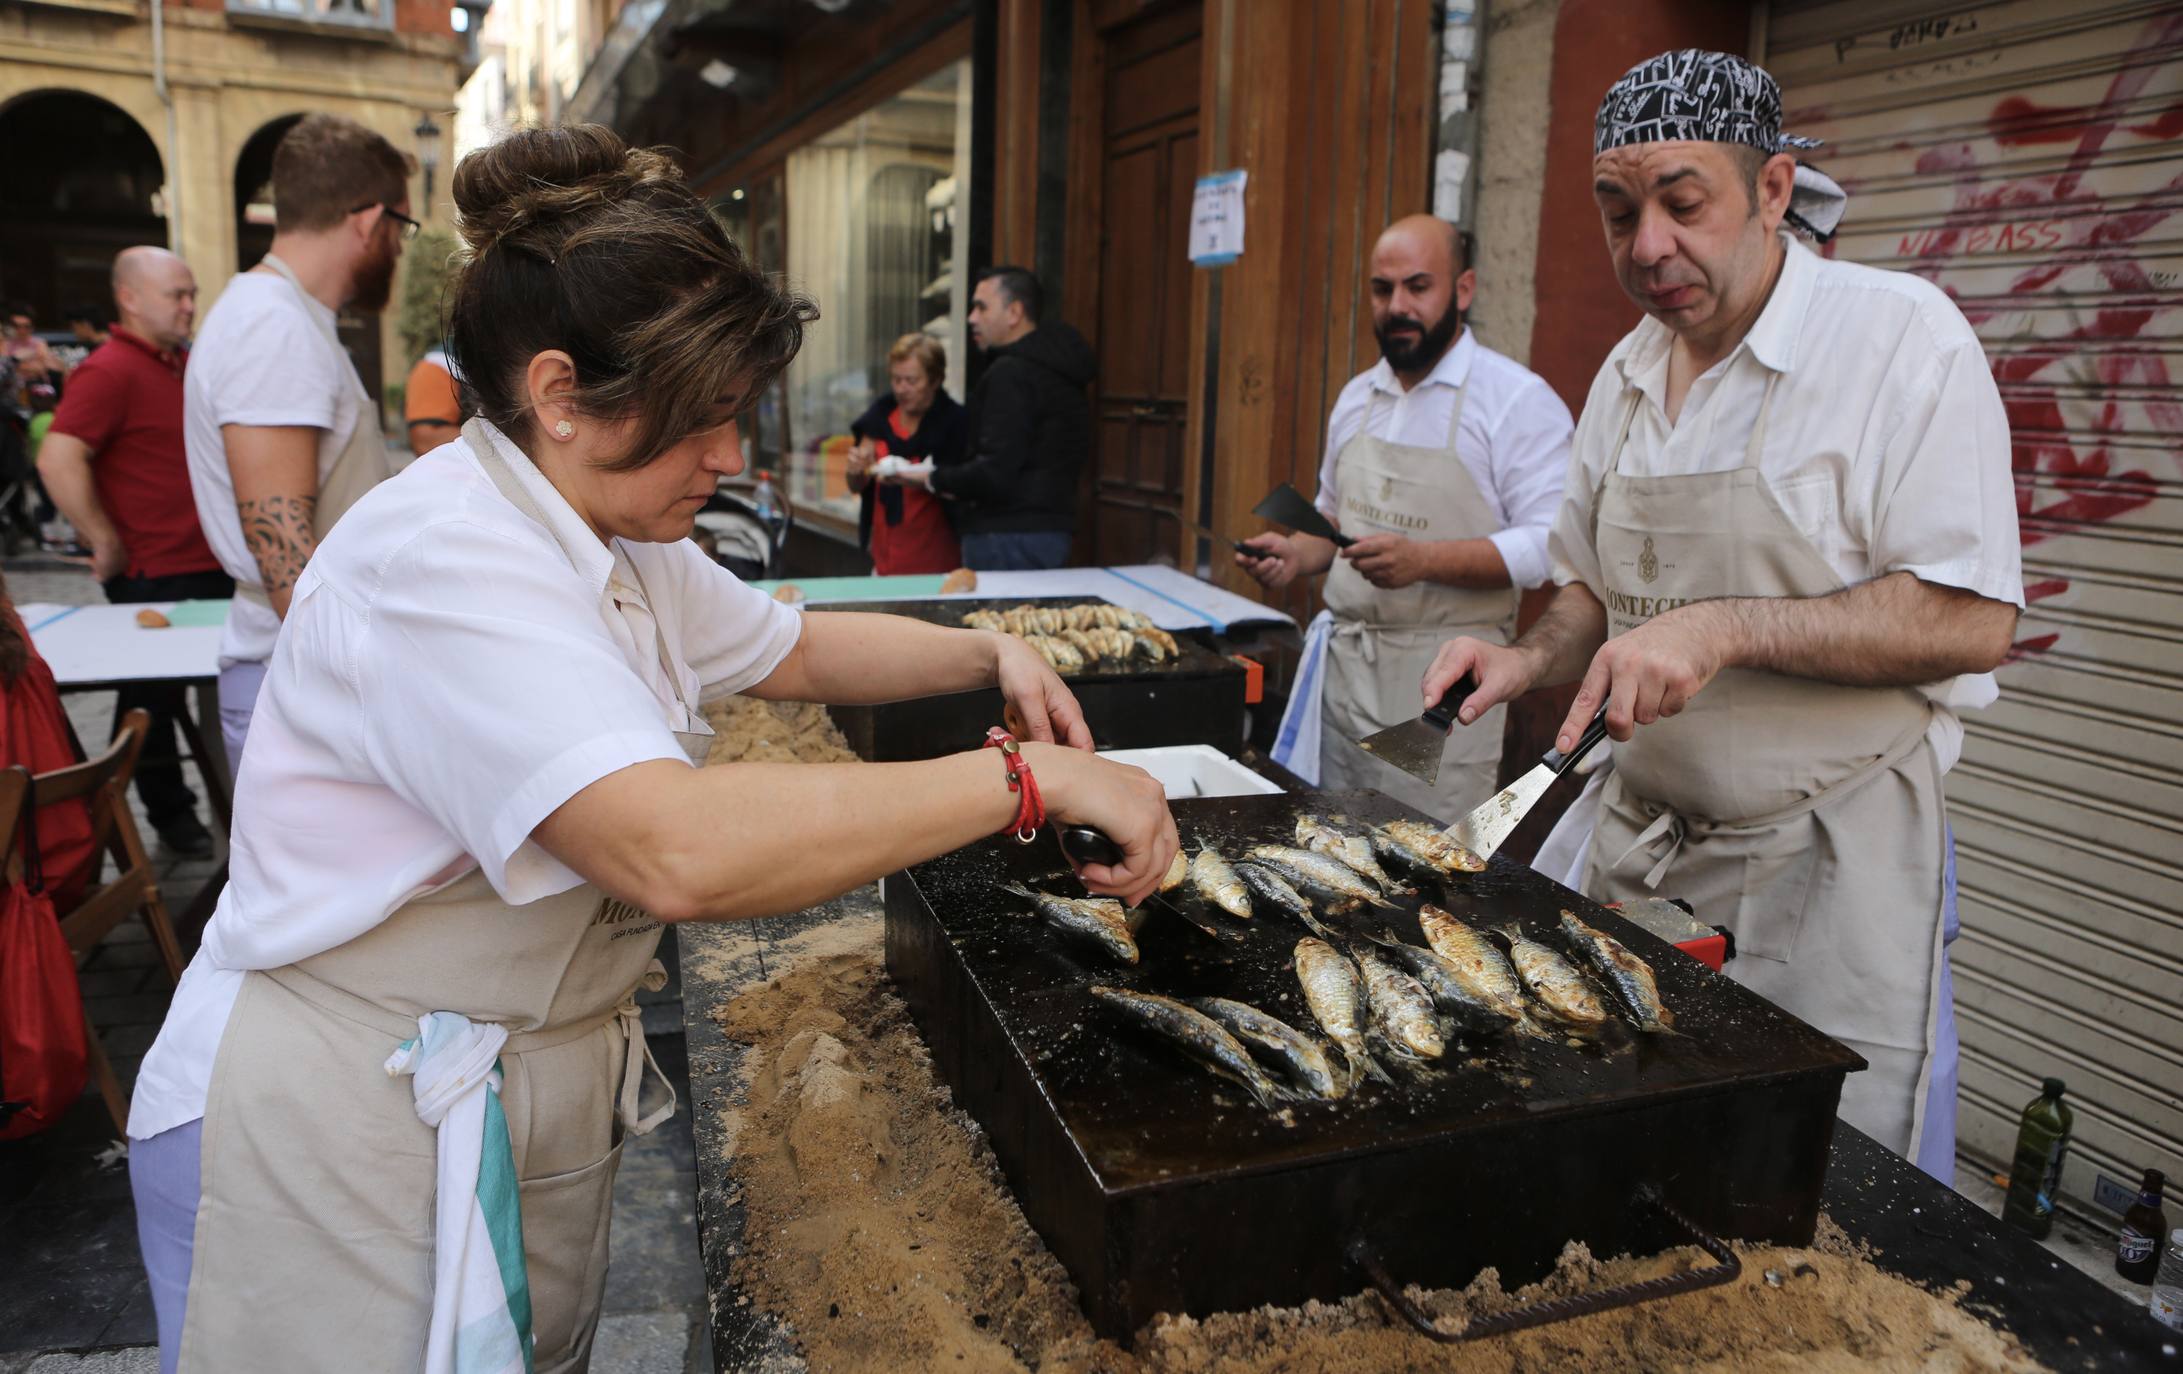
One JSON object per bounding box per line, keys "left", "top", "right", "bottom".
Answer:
{"left": 178, "top": 426, "right": 709, "bottom": 1373}
{"left": 1577, "top": 377, "right": 1949, "bottom": 1158}
{"left": 1318, "top": 378, "right": 1520, "bottom": 823}
{"left": 230, "top": 253, "right": 394, "bottom": 616}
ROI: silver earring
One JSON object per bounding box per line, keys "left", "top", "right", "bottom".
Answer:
{"left": 554, "top": 420, "right": 575, "bottom": 439}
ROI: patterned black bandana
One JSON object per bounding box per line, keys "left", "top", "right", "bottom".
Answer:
{"left": 1593, "top": 48, "right": 1845, "bottom": 241}
{"left": 1593, "top": 49, "right": 1821, "bottom": 156}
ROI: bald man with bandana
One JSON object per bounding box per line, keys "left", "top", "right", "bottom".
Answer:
{"left": 1426, "top": 50, "right": 2023, "bottom": 1176}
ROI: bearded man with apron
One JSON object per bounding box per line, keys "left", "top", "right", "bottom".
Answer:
{"left": 1246, "top": 214, "right": 1572, "bottom": 824}
{"left": 1422, "top": 51, "right": 2022, "bottom": 1180}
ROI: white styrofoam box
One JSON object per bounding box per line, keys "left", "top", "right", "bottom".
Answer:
{"left": 1097, "top": 745, "right": 1284, "bottom": 800}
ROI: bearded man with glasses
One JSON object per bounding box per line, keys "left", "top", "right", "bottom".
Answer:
{"left": 184, "top": 114, "right": 416, "bottom": 765}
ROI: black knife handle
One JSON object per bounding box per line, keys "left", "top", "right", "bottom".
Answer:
{"left": 1419, "top": 675, "right": 1478, "bottom": 733}
{"left": 1060, "top": 826, "right": 1124, "bottom": 867}
{"left": 1542, "top": 708, "right": 1609, "bottom": 777}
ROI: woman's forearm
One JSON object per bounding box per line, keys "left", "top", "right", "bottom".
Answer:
{"left": 747, "top": 611, "right": 999, "bottom": 705}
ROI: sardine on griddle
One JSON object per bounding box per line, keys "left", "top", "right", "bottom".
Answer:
{"left": 1233, "top": 862, "right": 1335, "bottom": 940}
{"left": 1500, "top": 923, "right": 1610, "bottom": 1030}
{"left": 1247, "top": 845, "right": 1398, "bottom": 909}
{"left": 1293, "top": 938, "right": 1390, "bottom": 1086}
{"left": 1370, "top": 936, "right": 1523, "bottom": 1032}
{"left": 1189, "top": 846, "right": 1253, "bottom": 919}
{"left": 1191, "top": 997, "right": 1347, "bottom": 1099}
{"left": 1089, "top": 986, "right": 1292, "bottom": 1108}
{"left": 1373, "top": 819, "right": 1488, "bottom": 875}
{"left": 997, "top": 882, "right": 1139, "bottom": 964}
{"left": 1559, "top": 909, "right": 1675, "bottom": 1033}
{"left": 1417, "top": 905, "right": 1530, "bottom": 1025}
{"left": 1158, "top": 849, "right": 1190, "bottom": 895}
{"left": 1350, "top": 943, "right": 1446, "bottom": 1060}
{"left": 1295, "top": 815, "right": 1404, "bottom": 892}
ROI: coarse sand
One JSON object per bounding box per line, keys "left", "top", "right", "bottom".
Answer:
{"left": 704, "top": 918, "right": 2050, "bottom": 1374}
{"left": 702, "top": 696, "right": 861, "bottom": 767}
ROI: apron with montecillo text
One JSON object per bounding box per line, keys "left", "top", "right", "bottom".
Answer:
{"left": 178, "top": 423, "right": 706, "bottom": 1373}
{"left": 229, "top": 254, "right": 394, "bottom": 617}
{"left": 1319, "top": 381, "right": 1520, "bottom": 823}
{"left": 1578, "top": 376, "right": 1951, "bottom": 1162}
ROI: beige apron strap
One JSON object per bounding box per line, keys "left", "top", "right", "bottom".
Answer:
{"left": 614, "top": 961, "right": 677, "bottom": 1137}
{"left": 1608, "top": 705, "right": 1934, "bottom": 887}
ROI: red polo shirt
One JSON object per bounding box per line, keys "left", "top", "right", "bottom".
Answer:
{"left": 48, "top": 327, "right": 221, "bottom": 580}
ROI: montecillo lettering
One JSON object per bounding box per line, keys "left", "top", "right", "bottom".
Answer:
{"left": 1604, "top": 588, "right": 1696, "bottom": 622}
{"left": 594, "top": 897, "right": 653, "bottom": 927}
{"left": 1342, "top": 500, "right": 1430, "bottom": 533}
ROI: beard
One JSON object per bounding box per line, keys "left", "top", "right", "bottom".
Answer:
{"left": 349, "top": 237, "right": 399, "bottom": 313}
{"left": 1375, "top": 302, "right": 1464, "bottom": 372}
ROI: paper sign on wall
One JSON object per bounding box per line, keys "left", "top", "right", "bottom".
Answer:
{"left": 1189, "top": 170, "right": 1247, "bottom": 266}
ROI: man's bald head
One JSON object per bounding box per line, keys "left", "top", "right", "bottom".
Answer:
{"left": 111, "top": 247, "right": 197, "bottom": 352}
{"left": 1368, "top": 214, "right": 1475, "bottom": 378}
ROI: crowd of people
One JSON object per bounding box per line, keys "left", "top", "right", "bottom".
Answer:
{"left": 0, "top": 41, "right": 2032, "bottom": 1374}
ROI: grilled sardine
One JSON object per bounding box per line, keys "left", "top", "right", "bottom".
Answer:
{"left": 1416, "top": 905, "right": 1529, "bottom": 1025}
{"left": 1372, "top": 819, "right": 1488, "bottom": 875}
{"left": 1293, "top": 938, "right": 1390, "bottom": 1085}
{"left": 1158, "top": 849, "right": 1190, "bottom": 895}
{"left": 997, "top": 882, "right": 1139, "bottom": 964}
{"left": 1370, "top": 936, "right": 1523, "bottom": 1031}
{"left": 1191, "top": 997, "right": 1347, "bottom": 1099}
{"left": 1295, "top": 816, "right": 1403, "bottom": 892}
{"left": 1559, "top": 909, "right": 1675, "bottom": 1033}
{"left": 1501, "top": 923, "right": 1609, "bottom": 1029}
{"left": 1351, "top": 943, "right": 1446, "bottom": 1060}
{"left": 1233, "top": 862, "right": 1334, "bottom": 940}
{"left": 1090, "top": 986, "right": 1292, "bottom": 1108}
{"left": 1246, "top": 845, "right": 1399, "bottom": 909}
{"left": 1189, "top": 846, "right": 1253, "bottom": 918}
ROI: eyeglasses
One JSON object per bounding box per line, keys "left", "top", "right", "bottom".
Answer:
{"left": 351, "top": 202, "right": 422, "bottom": 243}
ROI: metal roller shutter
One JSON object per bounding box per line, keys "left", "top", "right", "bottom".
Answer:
{"left": 1766, "top": 0, "right": 2183, "bottom": 1220}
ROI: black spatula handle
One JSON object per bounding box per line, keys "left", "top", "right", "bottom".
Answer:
{"left": 1543, "top": 708, "right": 1609, "bottom": 777}
{"left": 1059, "top": 826, "right": 1124, "bottom": 867}
{"left": 1420, "top": 675, "right": 1478, "bottom": 733}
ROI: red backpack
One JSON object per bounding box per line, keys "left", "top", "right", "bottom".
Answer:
{"left": 0, "top": 771, "right": 88, "bottom": 1140}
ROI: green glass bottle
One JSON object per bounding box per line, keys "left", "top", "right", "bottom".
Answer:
{"left": 2001, "top": 1078, "right": 2074, "bottom": 1238}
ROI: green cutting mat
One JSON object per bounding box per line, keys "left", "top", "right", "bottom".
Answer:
{"left": 749, "top": 575, "right": 949, "bottom": 601}
{"left": 163, "top": 599, "right": 231, "bottom": 627}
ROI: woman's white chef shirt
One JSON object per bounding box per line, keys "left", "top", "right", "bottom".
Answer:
{"left": 1547, "top": 231, "right": 2026, "bottom": 773}
{"left": 129, "top": 421, "right": 803, "bottom": 1140}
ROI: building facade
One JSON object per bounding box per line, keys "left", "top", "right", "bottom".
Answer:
{"left": 0, "top": 0, "right": 470, "bottom": 402}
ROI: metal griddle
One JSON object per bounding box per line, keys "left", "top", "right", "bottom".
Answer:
{"left": 885, "top": 789, "right": 1866, "bottom": 1342}
{"left": 825, "top": 597, "right": 1249, "bottom": 761}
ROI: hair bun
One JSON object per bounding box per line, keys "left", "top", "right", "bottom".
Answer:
{"left": 452, "top": 124, "right": 680, "bottom": 258}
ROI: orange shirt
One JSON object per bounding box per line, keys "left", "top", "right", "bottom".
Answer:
{"left": 404, "top": 352, "right": 463, "bottom": 453}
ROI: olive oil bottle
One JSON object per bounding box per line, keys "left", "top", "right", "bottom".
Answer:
{"left": 2001, "top": 1078, "right": 2073, "bottom": 1239}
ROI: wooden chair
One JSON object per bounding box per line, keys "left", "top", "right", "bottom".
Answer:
{"left": 39, "top": 709, "right": 188, "bottom": 1131}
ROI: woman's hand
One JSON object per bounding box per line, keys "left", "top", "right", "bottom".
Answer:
{"left": 990, "top": 632, "right": 1094, "bottom": 749}
{"left": 845, "top": 439, "right": 875, "bottom": 492}
{"left": 1023, "top": 743, "right": 1178, "bottom": 906}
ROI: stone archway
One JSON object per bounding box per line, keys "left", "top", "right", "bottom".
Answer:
{"left": 0, "top": 89, "right": 168, "bottom": 332}
{"left": 234, "top": 112, "right": 306, "bottom": 271}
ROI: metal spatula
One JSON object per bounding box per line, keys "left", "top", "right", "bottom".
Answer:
{"left": 1441, "top": 707, "right": 1610, "bottom": 865}
{"left": 1354, "top": 677, "right": 1477, "bottom": 787}
{"left": 1250, "top": 483, "right": 1355, "bottom": 549}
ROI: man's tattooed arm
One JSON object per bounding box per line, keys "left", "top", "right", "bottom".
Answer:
{"left": 237, "top": 492, "right": 317, "bottom": 618}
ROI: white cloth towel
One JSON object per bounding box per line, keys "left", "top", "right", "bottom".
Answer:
{"left": 385, "top": 1012, "right": 531, "bottom": 1374}
{"left": 1271, "top": 609, "right": 1334, "bottom": 784}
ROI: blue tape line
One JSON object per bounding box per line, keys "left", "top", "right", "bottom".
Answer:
{"left": 27, "top": 606, "right": 83, "bottom": 632}
{"left": 1100, "top": 567, "right": 1227, "bottom": 635}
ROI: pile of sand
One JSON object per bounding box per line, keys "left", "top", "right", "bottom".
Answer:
{"left": 702, "top": 697, "right": 859, "bottom": 767}
{"left": 709, "top": 924, "right": 2049, "bottom": 1373}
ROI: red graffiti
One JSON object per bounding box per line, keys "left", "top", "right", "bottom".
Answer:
{"left": 1883, "top": 13, "right": 2182, "bottom": 661}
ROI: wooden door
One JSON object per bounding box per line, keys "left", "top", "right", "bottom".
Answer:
{"left": 1083, "top": 3, "right": 1201, "bottom": 567}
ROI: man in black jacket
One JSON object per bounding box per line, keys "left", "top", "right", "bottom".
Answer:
{"left": 922, "top": 266, "right": 1094, "bottom": 570}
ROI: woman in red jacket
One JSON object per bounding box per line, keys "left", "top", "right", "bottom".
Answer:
{"left": 844, "top": 333, "right": 968, "bottom": 575}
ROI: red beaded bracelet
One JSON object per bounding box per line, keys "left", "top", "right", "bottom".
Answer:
{"left": 982, "top": 726, "right": 1046, "bottom": 844}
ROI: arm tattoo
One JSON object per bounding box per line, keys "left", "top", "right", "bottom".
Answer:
{"left": 237, "top": 493, "right": 318, "bottom": 595}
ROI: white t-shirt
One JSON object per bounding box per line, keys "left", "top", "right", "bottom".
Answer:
{"left": 1548, "top": 232, "right": 2025, "bottom": 771}
{"left": 129, "top": 424, "right": 805, "bottom": 1139}
{"left": 183, "top": 266, "right": 364, "bottom": 668}
{"left": 1313, "top": 329, "right": 1574, "bottom": 590}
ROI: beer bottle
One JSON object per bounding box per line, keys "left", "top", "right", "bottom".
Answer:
{"left": 2118, "top": 1169, "right": 2168, "bottom": 1284}
{"left": 2000, "top": 1078, "right": 2073, "bottom": 1238}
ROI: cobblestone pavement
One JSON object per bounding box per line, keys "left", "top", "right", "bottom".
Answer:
{"left": 0, "top": 556, "right": 714, "bottom": 1373}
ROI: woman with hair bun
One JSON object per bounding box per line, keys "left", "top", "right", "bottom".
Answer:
{"left": 123, "top": 125, "right": 1177, "bottom": 1374}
